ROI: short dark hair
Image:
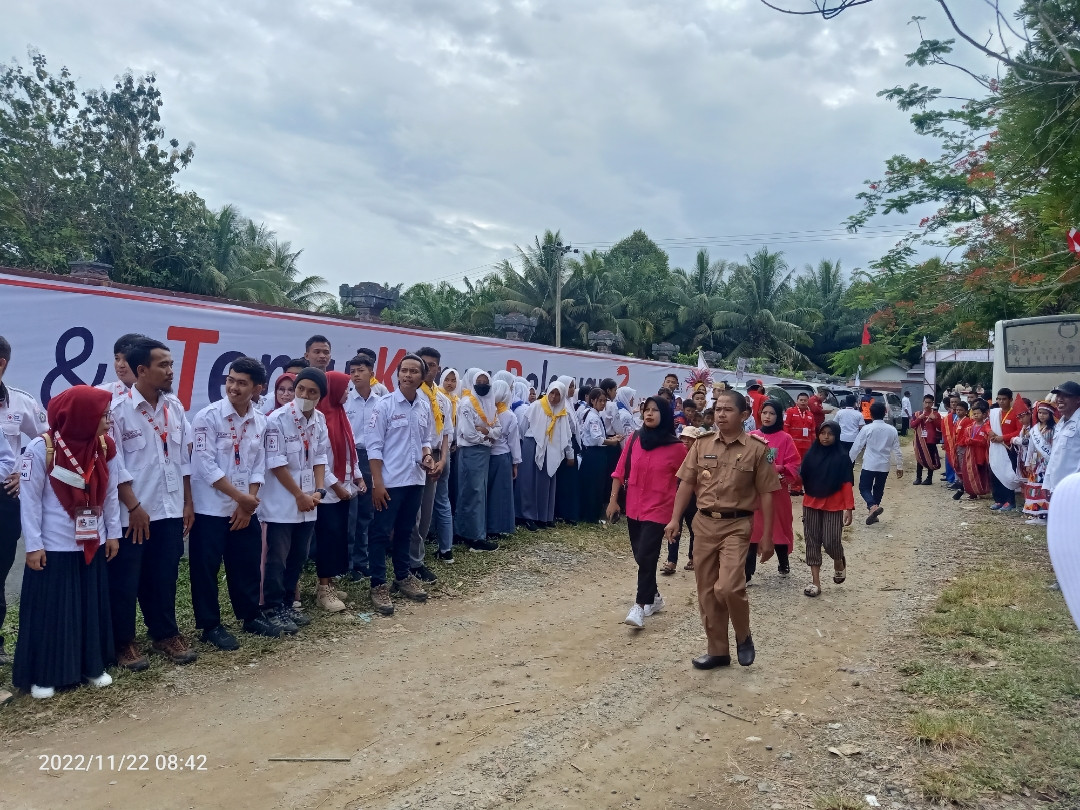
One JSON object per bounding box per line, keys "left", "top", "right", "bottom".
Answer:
{"left": 682, "top": 399, "right": 698, "bottom": 412}
{"left": 587, "top": 388, "right": 607, "bottom": 406}
{"left": 796, "top": 391, "right": 809, "bottom": 400}
{"left": 870, "top": 401, "right": 887, "bottom": 420}
{"left": 113, "top": 333, "right": 148, "bottom": 357}
{"left": 578, "top": 384, "right": 592, "bottom": 401}
{"left": 305, "top": 335, "right": 331, "bottom": 351}
{"left": 923, "top": 393, "right": 934, "bottom": 401}
{"left": 997, "top": 387, "right": 1013, "bottom": 399}
{"left": 715, "top": 389, "right": 748, "bottom": 414}
{"left": 656, "top": 388, "right": 673, "bottom": 400}
{"left": 229, "top": 357, "right": 267, "bottom": 386}
{"left": 349, "top": 354, "right": 374, "bottom": 371}
{"left": 416, "top": 346, "right": 441, "bottom": 362}
{"left": 286, "top": 357, "right": 310, "bottom": 370}
{"left": 126, "top": 337, "right": 170, "bottom": 376}
{"left": 599, "top": 377, "right": 617, "bottom": 393}
{"left": 355, "top": 347, "right": 377, "bottom": 360}
{"left": 398, "top": 354, "right": 427, "bottom": 375}
{"left": 0, "top": 335, "right": 10, "bottom": 364}
{"left": 664, "top": 373, "right": 678, "bottom": 382}
{"left": 904, "top": 390, "right": 911, "bottom": 396}
{"left": 845, "top": 396, "right": 857, "bottom": 407}
{"left": 973, "top": 398, "right": 989, "bottom": 412}
{"left": 956, "top": 400, "right": 969, "bottom": 411}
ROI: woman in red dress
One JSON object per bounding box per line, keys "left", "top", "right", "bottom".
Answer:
{"left": 958, "top": 400, "right": 992, "bottom": 499}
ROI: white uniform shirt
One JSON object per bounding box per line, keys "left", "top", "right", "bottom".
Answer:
{"left": 19, "top": 437, "right": 122, "bottom": 552}
{"left": 365, "top": 390, "right": 432, "bottom": 489}
{"left": 836, "top": 407, "right": 865, "bottom": 443}
{"left": 614, "top": 406, "right": 638, "bottom": 437}
{"left": 491, "top": 408, "right": 522, "bottom": 463}
{"left": 1048, "top": 471, "right": 1080, "bottom": 631}
{"left": 1044, "top": 409, "right": 1080, "bottom": 493}
{"left": 849, "top": 419, "right": 903, "bottom": 473}
{"left": 581, "top": 409, "right": 607, "bottom": 448}
{"left": 1, "top": 384, "right": 48, "bottom": 457}
{"left": 259, "top": 401, "right": 330, "bottom": 524}
{"left": 96, "top": 379, "right": 130, "bottom": 401}
{"left": 602, "top": 400, "right": 618, "bottom": 436}
{"left": 344, "top": 385, "right": 382, "bottom": 449}
{"left": 110, "top": 387, "right": 192, "bottom": 526}
{"left": 901, "top": 396, "right": 913, "bottom": 418}
{"left": 190, "top": 399, "right": 267, "bottom": 517}
{"left": 0, "top": 428, "right": 15, "bottom": 479}
{"left": 456, "top": 397, "right": 498, "bottom": 448}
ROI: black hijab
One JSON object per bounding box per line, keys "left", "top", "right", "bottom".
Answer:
{"left": 638, "top": 396, "right": 680, "bottom": 451}
{"left": 799, "top": 422, "right": 854, "bottom": 498}
{"left": 760, "top": 399, "right": 784, "bottom": 434}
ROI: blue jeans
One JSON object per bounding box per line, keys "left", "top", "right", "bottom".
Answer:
{"left": 368, "top": 485, "right": 424, "bottom": 587}
{"left": 944, "top": 457, "right": 956, "bottom": 484}
{"left": 858, "top": 470, "right": 889, "bottom": 510}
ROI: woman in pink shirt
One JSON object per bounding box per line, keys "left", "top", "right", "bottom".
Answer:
{"left": 607, "top": 397, "right": 687, "bottom": 629}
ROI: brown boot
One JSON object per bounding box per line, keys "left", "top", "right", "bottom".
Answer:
{"left": 152, "top": 635, "right": 198, "bottom": 665}
{"left": 370, "top": 583, "right": 394, "bottom": 616}
{"left": 392, "top": 573, "right": 429, "bottom": 603}
{"left": 117, "top": 641, "right": 150, "bottom": 672}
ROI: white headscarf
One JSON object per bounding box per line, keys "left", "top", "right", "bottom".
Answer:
{"left": 493, "top": 380, "right": 512, "bottom": 407}
{"left": 615, "top": 386, "right": 636, "bottom": 411}
{"left": 438, "top": 367, "right": 459, "bottom": 395}
{"left": 525, "top": 380, "right": 572, "bottom": 474}
{"left": 493, "top": 370, "right": 516, "bottom": 389}
{"left": 461, "top": 367, "right": 496, "bottom": 425}
{"left": 556, "top": 375, "right": 577, "bottom": 400}
{"left": 511, "top": 380, "right": 531, "bottom": 408}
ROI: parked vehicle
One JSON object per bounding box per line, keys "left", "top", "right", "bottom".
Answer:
{"left": 733, "top": 384, "right": 796, "bottom": 412}
{"left": 774, "top": 382, "right": 839, "bottom": 416}
{"left": 825, "top": 385, "right": 857, "bottom": 405}
{"left": 864, "top": 390, "right": 903, "bottom": 430}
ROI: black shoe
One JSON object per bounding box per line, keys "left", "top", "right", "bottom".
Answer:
{"left": 913, "top": 478, "right": 923, "bottom": 486}
{"left": 273, "top": 607, "right": 299, "bottom": 635}
{"left": 737, "top": 634, "right": 756, "bottom": 667}
{"left": 346, "top": 569, "right": 369, "bottom": 582}
{"left": 411, "top": 564, "right": 438, "bottom": 583}
{"left": 286, "top": 605, "right": 311, "bottom": 627}
{"left": 539, "top": 521, "right": 555, "bottom": 529}
{"left": 201, "top": 624, "right": 240, "bottom": 651}
{"left": 692, "top": 654, "right": 731, "bottom": 670}
{"left": 468, "top": 537, "right": 499, "bottom": 552}
{"left": 438, "top": 550, "right": 454, "bottom": 564}
{"left": 952, "top": 489, "right": 964, "bottom": 501}
{"left": 453, "top": 534, "right": 470, "bottom": 546}
{"left": 522, "top": 520, "right": 539, "bottom": 532}
{"left": 243, "top": 613, "right": 283, "bottom": 638}
{"left": 924, "top": 474, "right": 935, "bottom": 485}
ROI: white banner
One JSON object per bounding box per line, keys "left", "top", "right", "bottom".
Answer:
{"left": 0, "top": 271, "right": 694, "bottom": 412}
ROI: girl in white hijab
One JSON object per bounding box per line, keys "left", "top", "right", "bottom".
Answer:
{"left": 518, "top": 381, "right": 574, "bottom": 530}
{"left": 615, "top": 386, "right": 640, "bottom": 435}
{"left": 554, "top": 374, "right": 584, "bottom": 524}
{"left": 454, "top": 368, "right": 499, "bottom": 551}
{"left": 488, "top": 381, "right": 520, "bottom": 537}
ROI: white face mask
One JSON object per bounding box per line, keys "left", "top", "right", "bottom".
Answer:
{"left": 298, "top": 397, "right": 316, "bottom": 413}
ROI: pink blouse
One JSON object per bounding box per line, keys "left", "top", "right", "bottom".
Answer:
{"left": 612, "top": 440, "right": 688, "bottom": 524}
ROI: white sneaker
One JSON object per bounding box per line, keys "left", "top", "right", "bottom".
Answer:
{"left": 1025, "top": 517, "right": 1047, "bottom": 526}
{"left": 624, "top": 605, "right": 644, "bottom": 628}
{"left": 30, "top": 684, "right": 55, "bottom": 700}
{"left": 316, "top": 584, "right": 347, "bottom": 613}
{"left": 644, "top": 595, "right": 665, "bottom": 617}
{"left": 88, "top": 671, "right": 113, "bottom": 689}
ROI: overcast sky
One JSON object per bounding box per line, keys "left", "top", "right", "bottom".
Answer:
{"left": 4, "top": 0, "right": 1006, "bottom": 292}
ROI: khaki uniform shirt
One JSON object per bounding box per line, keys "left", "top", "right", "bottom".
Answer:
{"left": 676, "top": 430, "right": 780, "bottom": 511}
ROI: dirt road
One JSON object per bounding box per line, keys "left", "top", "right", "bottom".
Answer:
{"left": 2, "top": 475, "right": 943, "bottom": 810}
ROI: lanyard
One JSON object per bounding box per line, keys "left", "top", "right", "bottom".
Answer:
{"left": 290, "top": 402, "right": 312, "bottom": 463}
{"left": 225, "top": 413, "right": 250, "bottom": 468}
{"left": 54, "top": 431, "right": 97, "bottom": 504}
{"left": 137, "top": 399, "right": 170, "bottom": 460}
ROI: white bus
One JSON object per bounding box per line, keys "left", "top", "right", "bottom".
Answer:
{"left": 993, "top": 314, "right": 1080, "bottom": 401}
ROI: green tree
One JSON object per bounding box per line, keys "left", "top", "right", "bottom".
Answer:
{"left": 666, "top": 248, "right": 730, "bottom": 351}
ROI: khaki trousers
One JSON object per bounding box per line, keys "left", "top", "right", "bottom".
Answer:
{"left": 691, "top": 513, "right": 753, "bottom": 655}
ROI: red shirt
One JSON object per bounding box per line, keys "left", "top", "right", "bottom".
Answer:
{"left": 803, "top": 482, "right": 855, "bottom": 512}
{"left": 808, "top": 396, "right": 826, "bottom": 429}
{"left": 999, "top": 406, "right": 1022, "bottom": 442}
{"left": 784, "top": 406, "right": 816, "bottom": 451}
{"left": 911, "top": 409, "right": 942, "bottom": 443}
{"left": 612, "top": 440, "right": 688, "bottom": 524}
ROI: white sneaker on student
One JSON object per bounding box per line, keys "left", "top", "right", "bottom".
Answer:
{"left": 625, "top": 605, "right": 645, "bottom": 628}
{"left": 1025, "top": 517, "right": 1047, "bottom": 526}
{"left": 644, "top": 595, "right": 665, "bottom": 617}
{"left": 30, "top": 684, "right": 55, "bottom": 699}
{"left": 88, "top": 671, "right": 113, "bottom": 689}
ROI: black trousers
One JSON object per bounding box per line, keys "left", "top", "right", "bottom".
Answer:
{"left": 189, "top": 513, "right": 263, "bottom": 628}
{"left": 108, "top": 517, "right": 184, "bottom": 644}
{"left": 348, "top": 448, "right": 373, "bottom": 575}
{"left": 745, "top": 543, "right": 790, "bottom": 581}
{"left": 262, "top": 522, "right": 315, "bottom": 610}
{"left": 858, "top": 470, "right": 889, "bottom": 509}
{"left": 315, "top": 499, "right": 351, "bottom": 579}
{"left": 368, "top": 485, "right": 423, "bottom": 587}
{"left": 990, "top": 450, "right": 1018, "bottom": 506}
{"left": 0, "top": 487, "right": 19, "bottom": 649}
{"left": 667, "top": 496, "right": 697, "bottom": 563}
{"left": 627, "top": 518, "right": 664, "bottom": 605}
{"left": 900, "top": 417, "right": 910, "bottom": 436}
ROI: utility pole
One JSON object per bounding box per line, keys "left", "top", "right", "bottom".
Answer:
{"left": 543, "top": 240, "right": 578, "bottom": 348}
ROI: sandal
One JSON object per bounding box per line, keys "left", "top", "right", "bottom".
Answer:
{"left": 684, "top": 560, "right": 695, "bottom": 571}
{"left": 804, "top": 584, "right": 821, "bottom": 597}
{"left": 833, "top": 558, "right": 847, "bottom": 584}
{"left": 661, "top": 560, "right": 677, "bottom": 576}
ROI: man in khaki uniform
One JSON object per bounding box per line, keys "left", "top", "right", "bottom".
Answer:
{"left": 665, "top": 390, "right": 780, "bottom": 669}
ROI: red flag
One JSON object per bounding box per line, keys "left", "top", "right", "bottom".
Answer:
{"left": 1068, "top": 228, "right": 1080, "bottom": 254}
{"left": 861, "top": 324, "right": 871, "bottom": 345}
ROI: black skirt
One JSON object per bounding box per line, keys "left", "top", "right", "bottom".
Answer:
{"left": 554, "top": 436, "right": 581, "bottom": 524}
{"left": 578, "top": 445, "right": 611, "bottom": 524}
{"left": 13, "top": 548, "right": 114, "bottom": 692}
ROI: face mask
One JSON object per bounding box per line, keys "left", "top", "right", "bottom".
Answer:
{"left": 299, "top": 397, "right": 316, "bottom": 413}
{"left": 474, "top": 384, "right": 491, "bottom": 397}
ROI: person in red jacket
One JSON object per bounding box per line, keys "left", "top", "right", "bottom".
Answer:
{"left": 911, "top": 393, "right": 942, "bottom": 485}
{"left": 808, "top": 388, "right": 827, "bottom": 431}
{"left": 784, "top": 393, "right": 816, "bottom": 495}
{"left": 747, "top": 384, "right": 766, "bottom": 429}
{"left": 957, "top": 400, "right": 992, "bottom": 499}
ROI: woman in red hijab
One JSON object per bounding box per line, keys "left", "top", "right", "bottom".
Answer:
{"left": 13, "top": 385, "right": 121, "bottom": 699}
{"left": 269, "top": 372, "right": 297, "bottom": 414}
{"left": 312, "top": 371, "right": 365, "bottom": 612}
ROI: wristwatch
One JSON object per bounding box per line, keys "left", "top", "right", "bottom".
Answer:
{"left": 315, "top": 488, "right": 327, "bottom": 498}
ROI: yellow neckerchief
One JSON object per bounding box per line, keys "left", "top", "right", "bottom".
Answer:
{"left": 540, "top": 395, "right": 566, "bottom": 442}
{"left": 371, "top": 376, "right": 379, "bottom": 386}
{"left": 463, "top": 389, "right": 496, "bottom": 427}
{"left": 422, "top": 382, "right": 444, "bottom": 435}
{"left": 496, "top": 401, "right": 509, "bottom": 415}
{"left": 439, "top": 388, "right": 458, "bottom": 422}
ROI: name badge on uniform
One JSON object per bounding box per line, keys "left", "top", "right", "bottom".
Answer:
{"left": 803, "top": 428, "right": 809, "bottom": 437}
{"left": 194, "top": 430, "right": 208, "bottom": 453}
{"left": 286, "top": 435, "right": 302, "bottom": 450}
{"left": 230, "top": 470, "right": 250, "bottom": 491}
{"left": 164, "top": 463, "right": 180, "bottom": 493}
{"left": 266, "top": 432, "right": 280, "bottom": 453}
{"left": 921, "top": 430, "right": 928, "bottom": 439}
{"left": 75, "top": 507, "right": 102, "bottom": 543}
{"left": 300, "top": 469, "right": 315, "bottom": 493}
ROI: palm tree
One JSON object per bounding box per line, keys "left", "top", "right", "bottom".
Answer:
{"left": 666, "top": 248, "right": 730, "bottom": 350}
{"left": 795, "top": 258, "right": 863, "bottom": 366}
{"left": 712, "top": 248, "right": 819, "bottom": 367}
{"left": 489, "top": 230, "right": 570, "bottom": 344}
{"left": 564, "top": 251, "right": 639, "bottom": 348}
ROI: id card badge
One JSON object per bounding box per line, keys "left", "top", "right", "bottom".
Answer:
{"left": 921, "top": 430, "right": 928, "bottom": 439}
{"left": 803, "top": 428, "right": 810, "bottom": 437}
{"left": 230, "top": 470, "right": 250, "bottom": 491}
{"left": 75, "top": 507, "right": 102, "bottom": 543}
{"left": 300, "top": 469, "right": 315, "bottom": 493}
{"left": 164, "top": 463, "right": 180, "bottom": 493}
